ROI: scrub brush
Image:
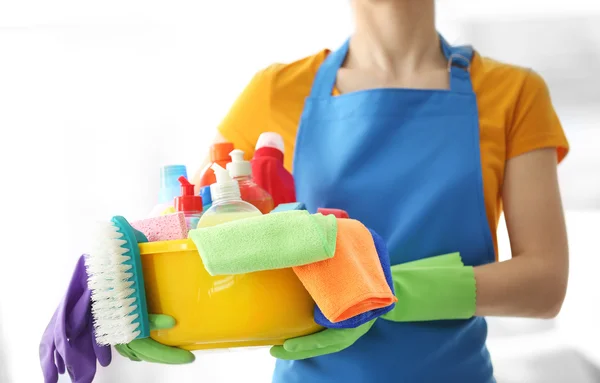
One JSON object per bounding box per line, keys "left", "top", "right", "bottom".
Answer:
{"left": 85, "top": 216, "right": 150, "bottom": 345}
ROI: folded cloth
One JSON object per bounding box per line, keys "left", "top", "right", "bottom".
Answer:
{"left": 188, "top": 210, "right": 337, "bottom": 276}
{"left": 293, "top": 219, "right": 397, "bottom": 324}
{"left": 314, "top": 228, "right": 396, "bottom": 328}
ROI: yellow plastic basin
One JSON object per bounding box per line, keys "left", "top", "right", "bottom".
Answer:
{"left": 139, "top": 239, "right": 322, "bottom": 351}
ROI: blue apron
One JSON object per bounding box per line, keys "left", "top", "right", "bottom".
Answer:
{"left": 274, "top": 36, "right": 496, "bottom": 383}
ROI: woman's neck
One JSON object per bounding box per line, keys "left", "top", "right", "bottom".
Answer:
{"left": 347, "top": 0, "right": 443, "bottom": 75}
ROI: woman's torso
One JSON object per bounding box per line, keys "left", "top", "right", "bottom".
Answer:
{"left": 222, "top": 49, "right": 563, "bottom": 256}
{"left": 218, "top": 46, "right": 567, "bottom": 382}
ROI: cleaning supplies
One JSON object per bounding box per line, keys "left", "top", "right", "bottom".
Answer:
{"left": 189, "top": 210, "right": 337, "bottom": 276}
{"left": 227, "top": 149, "right": 275, "bottom": 214}
{"left": 200, "top": 185, "right": 212, "bottom": 211}
{"left": 149, "top": 165, "right": 188, "bottom": 217}
{"left": 198, "top": 142, "right": 235, "bottom": 188}
{"left": 313, "top": 228, "right": 396, "bottom": 328}
{"left": 252, "top": 132, "right": 296, "bottom": 207}
{"left": 292, "top": 219, "right": 397, "bottom": 324}
{"left": 138, "top": 238, "right": 322, "bottom": 350}
{"left": 131, "top": 212, "right": 189, "bottom": 241}
{"left": 175, "top": 176, "right": 204, "bottom": 230}
{"left": 85, "top": 216, "right": 150, "bottom": 345}
{"left": 196, "top": 164, "right": 262, "bottom": 228}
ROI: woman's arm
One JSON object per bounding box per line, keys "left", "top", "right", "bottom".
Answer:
{"left": 474, "top": 147, "right": 569, "bottom": 318}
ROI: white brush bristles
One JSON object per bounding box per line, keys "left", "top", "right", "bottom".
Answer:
{"left": 85, "top": 221, "right": 142, "bottom": 345}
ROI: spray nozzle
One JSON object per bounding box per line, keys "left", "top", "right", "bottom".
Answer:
{"left": 211, "top": 164, "right": 232, "bottom": 183}
{"left": 175, "top": 176, "right": 203, "bottom": 213}
{"left": 226, "top": 149, "right": 252, "bottom": 178}
{"left": 178, "top": 176, "right": 195, "bottom": 196}
{"left": 229, "top": 149, "right": 245, "bottom": 163}
{"left": 210, "top": 164, "right": 242, "bottom": 202}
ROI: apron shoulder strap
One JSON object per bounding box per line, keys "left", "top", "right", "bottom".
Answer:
{"left": 440, "top": 36, "right": 475, "bottom": 94}
{"left": 310, "top": 39, "right": 350, "bottom": 98}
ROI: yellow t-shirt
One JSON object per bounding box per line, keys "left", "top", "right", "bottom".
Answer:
{"left": 218, "top": 49, "right": 569, "bottom": 256}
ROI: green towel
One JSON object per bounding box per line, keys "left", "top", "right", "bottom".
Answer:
{"left": 188, "top": 210, "right": 338, "bottom": 276}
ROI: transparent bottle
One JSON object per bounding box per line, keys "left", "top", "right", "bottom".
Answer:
{"left": 227, "top": 149, "right": 275, "bottom": 214}
{"left": 197, "top": 164, "right": 262, "bottom": 228}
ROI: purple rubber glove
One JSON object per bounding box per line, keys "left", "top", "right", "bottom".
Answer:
{"left": 40, "top": 255, "right": 111, "bottom": 383}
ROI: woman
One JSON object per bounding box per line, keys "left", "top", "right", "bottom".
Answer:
{"left": 194, "top": 1, "right": 569, "bottom": 382}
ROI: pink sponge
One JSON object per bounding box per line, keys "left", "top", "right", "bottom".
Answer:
{"left": 131, "top": 212, "right": 189, "bottom": 242}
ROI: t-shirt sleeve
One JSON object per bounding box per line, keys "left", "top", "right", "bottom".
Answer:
{"left": 217, "top": 67, "right": 274, "bottom": 160}
{"left": 506, "top": 70, "right": 569, "bottom": 163}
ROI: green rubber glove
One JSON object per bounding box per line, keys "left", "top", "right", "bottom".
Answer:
{"left": 382, "top": 253, "right": 476, "bottom": 322}
{"left": 270, "top": 319, "right": 375, "bottom": 360}
{"left": 115, "top": 314, "right": 195, "bottom": 364}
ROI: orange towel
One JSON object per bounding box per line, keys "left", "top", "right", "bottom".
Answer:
{"left": 292, "top": 218, "right": 397, "bottom": 323}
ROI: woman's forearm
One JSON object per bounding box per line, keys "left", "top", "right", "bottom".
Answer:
{"left": 474, "top": 148, "right": 569, "bottom": 319}
{"left": 473, "top": 250, "right": 568, "bottom": 318}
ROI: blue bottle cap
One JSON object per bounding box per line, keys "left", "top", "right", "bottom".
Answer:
{"left": 200, "top": 185, "right": 212, "bottom": 205}
{"left": 159, "top": 165, "right": 187, "bottom": 204}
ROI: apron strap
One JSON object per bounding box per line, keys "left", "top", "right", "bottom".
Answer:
{"left": 309, "top": 39, "right": 350, "bottom": 98}
{"left": 310, "top": 35, "right": 475, "bottom": 98}
{"left": 439, "top": 36, "right": 474, "bottom": 94}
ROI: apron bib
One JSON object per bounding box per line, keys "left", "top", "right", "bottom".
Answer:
{"left": 273, "top": 37, "right": 496, "bottom": 383}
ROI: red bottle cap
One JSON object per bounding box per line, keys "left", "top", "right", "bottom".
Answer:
{"left": 175, "top": 176, "right": 203, "bottom": 213}
{"left": 210, "top": 142, "right": 235, "bottom": 162}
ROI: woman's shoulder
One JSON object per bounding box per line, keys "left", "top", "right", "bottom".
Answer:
{"left": 471, "top": 52, "right": 550, "bottom": 101}
{"left": 471, "top": 52, "right": 568, "bottom": 163}
{"left": 253, "top": 49, "right": 330, "bottom": 102}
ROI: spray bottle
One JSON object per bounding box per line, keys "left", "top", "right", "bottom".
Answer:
{"left": 196, "top": 164, "right": 262, "bottom": 228}
{"left": 227, "top": 149, "right": 275, "bottom": 214}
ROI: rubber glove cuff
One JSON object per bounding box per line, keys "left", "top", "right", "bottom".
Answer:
{"left": 382, "top": 253, "right": 476, "bottom": 322}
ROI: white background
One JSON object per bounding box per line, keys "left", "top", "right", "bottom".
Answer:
{"left": 1, "top": 1, "right": 600, "bottom": 382}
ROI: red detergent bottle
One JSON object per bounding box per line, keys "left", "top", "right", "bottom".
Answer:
{"left": 227, "top": 149, "right": 275, "bottom": 214}
{"left": 199, "top": 142, "right": 235, "bottom": 188}
{"left": 251, "top": 132, "right": 296, "bottom": 207}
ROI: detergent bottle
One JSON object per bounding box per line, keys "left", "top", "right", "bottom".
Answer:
{"left": 197, "top": 164, "right": 262, "bottom": 228}
{"left": 227, "top": 149, "right": 275, "bottom": 214}
{"left": 174, "top": 176, "right": 204, "bottom": 230}
{"left": 148, "top": 165, "right": 188, "bottom": 217}
{"left": 198, "top": 142, "right": 235, "bottom": 188}
{"left": 252, "top": 132, "right": 296, "bottom": 207}
{"left": 200, "top": 185, "right": 212, "bottom": 212}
